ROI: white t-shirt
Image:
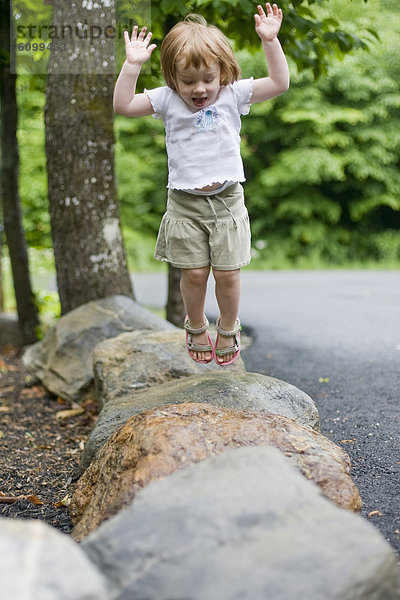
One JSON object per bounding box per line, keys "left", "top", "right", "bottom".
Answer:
{"left": 144, "top": 78, "right": 253, "bottom": 190}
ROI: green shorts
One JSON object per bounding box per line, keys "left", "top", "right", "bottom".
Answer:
{"left": 154, "top": 183, "right": 251, "bottom": 271}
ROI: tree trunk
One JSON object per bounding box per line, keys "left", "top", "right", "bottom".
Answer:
{"left": 0, "top": 0, "right": 39, "bottom": 343}
{"left": 44, "top": 0, "right": 134, "bottom": 315}
{"left": 0, "top": 224, "right": 3, "bottom": 312}
{"left": 166, "top": 265, "right": 185, "bottom": 327}
{"left": 162, "top": 16, "right": 185, "bottom": 327}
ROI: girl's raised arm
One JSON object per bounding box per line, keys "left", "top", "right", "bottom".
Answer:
{"left": 250, "top": 3, "right": 290, "bottom": 104}
{"left": 113, "top": 26, "right": 156, "bottom": 117}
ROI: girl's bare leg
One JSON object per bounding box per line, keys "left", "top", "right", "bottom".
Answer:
{"left": 213, "top": 268, "right": 242, "bottom": 364}
{"left": 180, "top": 266, "right": 212, "bottom": 361}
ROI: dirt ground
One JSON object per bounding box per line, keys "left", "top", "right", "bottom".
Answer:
{"left": 0, "top": 346, "right": 98, "bottom": 533}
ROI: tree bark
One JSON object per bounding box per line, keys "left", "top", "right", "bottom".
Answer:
{"left": 166, "top": 264, "right": 185, "bottom": 327}
{"left": 44, "top": 0, "right": 134, "bottom": 314}
{"left": 162, "top": 16, "right": 185, "bottom": 327}
{"left": 0, "top": 0, "right": 39, "bottom": 343}
{"left": 0, "top": 223, "right": 3, "bottom": 312}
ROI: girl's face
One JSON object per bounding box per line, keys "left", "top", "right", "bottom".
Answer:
{"left": 175, "top": 60, "right": 221, "bottom": 110}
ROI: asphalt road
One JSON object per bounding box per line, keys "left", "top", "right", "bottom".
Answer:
{"left": 135, "top": 270, "right": 400, "bottom": 555}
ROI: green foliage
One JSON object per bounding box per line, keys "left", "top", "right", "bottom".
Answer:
{"left": 34, "top": 289, "right": 61, "bottom": 337}
{"left": 115, "top": 113, "right": 167, "bottom": 235}
{"left": 1, "top": 248, "right": 60, "bottom": 322}
{"left": 10, "top": 0, "right": 400, "bottom": 271}
{"left": 239, "top": 10, "right": 400, "bottom": 265}
{"left": 15, "top": 75, "right": 51, "bottom": 246}
{"left": 146, "top": 0, "right": 370, "bottom": 79}
{"left": 123, "top": 228, "right": 167, "bottom": 272}
{"left": 12, "top": 0, "right": 53, "bottom": 73}
{"left": 11, "top": 0, "right": 378, "bottom": 103}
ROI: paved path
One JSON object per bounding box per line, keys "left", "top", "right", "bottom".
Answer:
{"left": 135, "top": 270, "right": 400, "bottom": 554}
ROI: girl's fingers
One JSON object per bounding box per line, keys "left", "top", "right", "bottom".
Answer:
{"left": 130, "top": 25, "right": 138, "bottom": 41}
{"left": 125, "top": 25, "right": 153, "bottom": 47}
{"left": 258, "top": 3, "right": 282, "bottom": 20}
{"left": 265, "top": 3, "right": 282, "bottom": 16}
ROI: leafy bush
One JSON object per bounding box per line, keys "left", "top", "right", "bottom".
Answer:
{"left": 13, "top": 0, "right": 400, "bottom": 269}
{"left": 238, "top": 12, "right": 400, "bottom": 265}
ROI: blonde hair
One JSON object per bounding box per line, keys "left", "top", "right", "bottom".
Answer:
{"left": 160, "top": 15, "right": 241, "bottom": 90}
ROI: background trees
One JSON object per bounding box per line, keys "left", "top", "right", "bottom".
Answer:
{"left": 2, "top": 0, "right": 399, "bottom": 325}
{"left": 44, "top": 0, "right": 134, "bottom": 315}
{"left": 240, "top": 13, "right": 400, "bottom": 266}
{"left": 0, "top": 0, "right": 39, "bottom": 343}
{"left": 116, "top": 0, "right": 400, "bottom": 268}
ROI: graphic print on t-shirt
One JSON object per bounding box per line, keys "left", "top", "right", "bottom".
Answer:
{"left": 194, "top": 106, "right": 219, "bottom": 133}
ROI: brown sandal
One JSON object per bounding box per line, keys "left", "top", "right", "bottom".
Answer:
{"left": 214, "top": 317, "right": 241, "bottom": 365}
{"left": 184, "top": 315, "right": 214, "bottom": 364}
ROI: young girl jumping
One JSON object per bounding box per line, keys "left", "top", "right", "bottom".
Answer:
{"left": 114, "top": 3, "right": 289, "bottom": 365}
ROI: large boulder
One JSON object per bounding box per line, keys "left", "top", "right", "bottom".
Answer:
{"left": 82, "top": 447, "right": 400, "bottom": 600}
{"left": 71, "top": 402, "right": 360, "bottom": 541}
{"left": 0, "top": 517, "right": 108, "bottom": 600}
{"left": 93, "top": 329, "right": 246, "bottom": 410}
{"left": 22, "top": 294, "right": 177, "bottom": 402}
{"left": 80, "top": 371, "right": 320, "bottom": 473}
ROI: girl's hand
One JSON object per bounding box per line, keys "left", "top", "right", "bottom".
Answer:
{"left": 254, "top": 3, "right": 283, "bottom": 43}
{"left": 124, "top": 25, "right": 157, "bottom": 66}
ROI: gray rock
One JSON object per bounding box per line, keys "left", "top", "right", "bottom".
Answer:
{"left": 71, "top": 403, "right": 360, "bottom": 541}
{"left": 22, "top": 294, "right": 176, "bottom": 401}
{"left": 82, "top": 447, "right": 400, "bottom": 600}
{"left": 0, "top": 312, "right": 23, "bottom": 349}
{"left": 93, "top": 329, "right": 246, "bottom": 410}
{"left": 80, "top": 371, "right": 319, "bottom": 473}
{"left": 0, "top": 517, "right": 109, "bottom": 600}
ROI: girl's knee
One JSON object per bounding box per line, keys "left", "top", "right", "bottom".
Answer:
{"left": 181, "top": 266, "right": 210, "bottom": 286}
{"left": 212, "top": 268, "right": 241, "bottom": 285}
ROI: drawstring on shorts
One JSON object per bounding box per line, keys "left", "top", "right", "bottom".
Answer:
{"left": 205, "top": 194, "right": 239, "bottom": 231}
{"left": 154, "top": 183, "right": 251, "bottom": 270}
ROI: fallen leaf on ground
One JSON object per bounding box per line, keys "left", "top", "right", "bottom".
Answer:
{"left": 0, "top": 493, "right": 43, "bottom": 505}
{"left": 53, "top": 494, "right": 71, "bottom": 507}
{"left": 26, "top": 494, "right": 43, "bottom": 505}
{"left": 0, "top": 386, "right": 14, "bottom": 394}
{"left": 1, "top": 344, "right": 18, "bottom": 357}
{"left": 368, "top": 510, "right": 383, "bottom": 518}
{"left": 56, "top": 403, "right": 85, "bottom": 420}
{"left": 20, "top": 386, "right": 47, "bottom": 399}
{"left": 4, "top": 363, "right": 17, "bottom": 372}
